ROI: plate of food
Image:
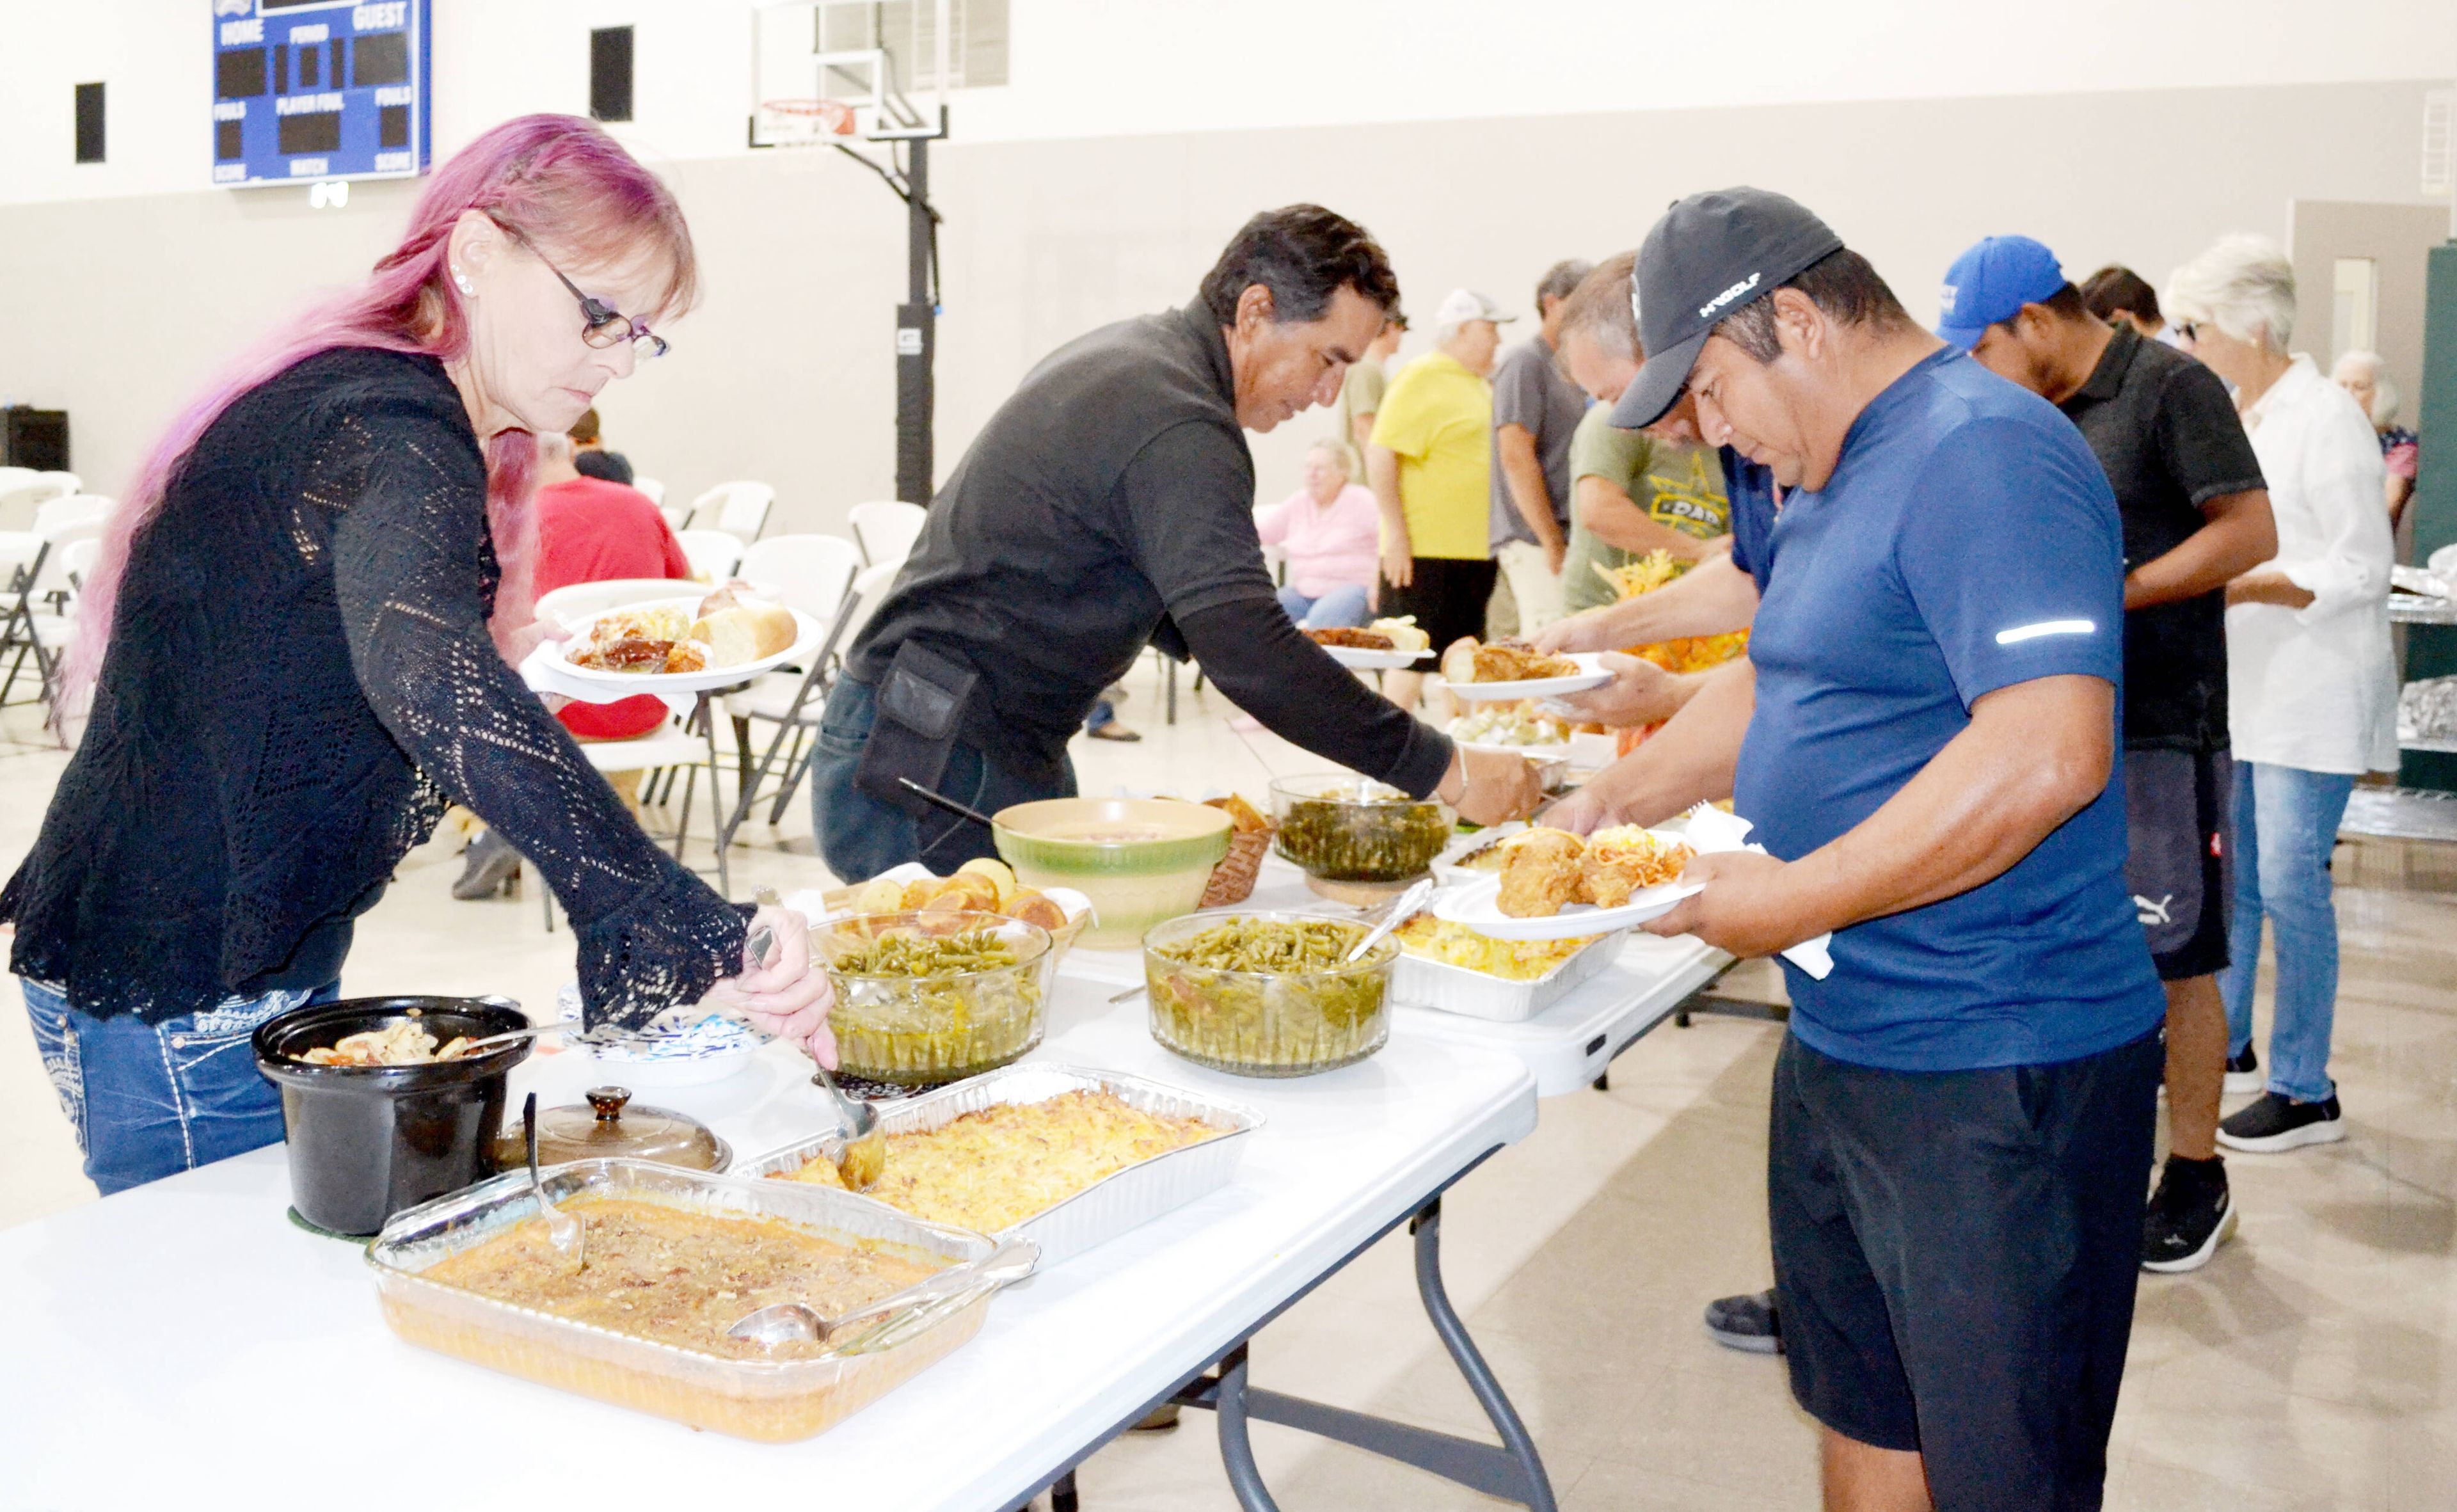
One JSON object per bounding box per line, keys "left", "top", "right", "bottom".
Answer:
{"left": 1305, "top": 616, "right": 1434, "bottom": 669}
{"left": 1433, "top": 824, "right": 1700, "bottom": 939}
{"left": 1436, "top": 638, "right": 1613, "bottom": 701}
{"left": 1446, "top": 703, "right": 1571, "bottom": 758}
{"left": 526, "top": 584, "right": 824, "bottom": 697}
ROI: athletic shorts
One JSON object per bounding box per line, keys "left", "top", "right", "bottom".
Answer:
{"left": 1378, "top": 556, "right": 1499, "bottom": 657}
{"left": 2125, "top": 747, "right": 2232, "bottom": 981}
{"left": 1769, "top": 1028, "right": 2161, "bottom": 1511}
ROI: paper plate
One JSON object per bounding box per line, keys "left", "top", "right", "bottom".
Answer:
{"left": 1443, "top": 653, "right": 1614, "bottom": 703}
{"left": 1431, "top": 870, "right": 1701, "bottom": 941}
{"left": 523, "top": 596, "right": 825, "bottom": 700}
{"left": 1321, "top": 644, "right": 1435, "bottom": 670}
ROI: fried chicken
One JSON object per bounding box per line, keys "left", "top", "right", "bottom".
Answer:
{"left": 1304, "top": 626, "right": 1395, "bottom": 651}
{"left": 1497, "top": 828, "right": 1589, "bottom": 917}
{"left": 1471, "top": 639, "right": 1579, "bottom": 683}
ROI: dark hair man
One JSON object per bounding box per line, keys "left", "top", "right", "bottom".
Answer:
{"left": 1594, "top": 188, "right": 2167, "bottom": 1511}
{"left": 2078, "top": 264, "right": 2166, "bottom": 341}
{"left": 811, "top": 205, "right": 1543, "bottom": 880}
{"left": 1943, "top": 235, "right": 2277, "bottom": 1274}
{"left": 1487, "top": 257, "right": 1596, "bottom": 634}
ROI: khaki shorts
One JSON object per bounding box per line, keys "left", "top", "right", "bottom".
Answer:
{"left": 1495, "top": 539, "right": 1566, "bottom": 636}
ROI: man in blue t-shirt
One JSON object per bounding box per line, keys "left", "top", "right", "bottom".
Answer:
{"left": 1590, "top": 189, "right": 2165, "bottom": 1512}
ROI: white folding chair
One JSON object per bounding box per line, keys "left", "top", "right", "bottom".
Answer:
{"left": 713, "top": 536, "right": 863, "bottom": 821}
{"left": 690, "top": 481, "right": 775, "bottom": 543}
{"left": 675, "top": 529, "right": 745, "bottom": 582}
{"left": 847, "top": 499, "right": 928, "bottom": 568}
{"left": 631, "top": 475, "right": 666, "bottom": 506}
{"left": 540, "top": 722, "right": 729, "bottom": 930}
{"left": 34, "top": 495, "right": 111, "bottom": 534}
{"left": 720, "top": 559, "right": 898, "bottom": 839}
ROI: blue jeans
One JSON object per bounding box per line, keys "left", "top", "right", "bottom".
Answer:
{"left": 2218, "top": 761, "right": 2357, "bottom": 1103}
{"left": 809, "top": 675, "right": 1077, "bottom": 883}
{"left": 1276, "top": 582, "right": 1372, "bottom": 630}
{"left": 21, "top": 976, "right": 340, "bottom": 1195}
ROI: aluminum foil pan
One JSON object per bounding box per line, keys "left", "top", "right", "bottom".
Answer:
{"left": 1390, "top": 929, "right": 1627, "bottom": 1023}
{"left": 742, "top": 1063, "right": 1262, "bottom": 1269}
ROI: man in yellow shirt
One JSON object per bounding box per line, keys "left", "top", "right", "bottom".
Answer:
{"left": 1369, "top": 287, "right": 1509, "bottom": 711}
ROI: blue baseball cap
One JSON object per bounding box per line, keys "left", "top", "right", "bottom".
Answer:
{"left": 1936, "top": 236, "right": 2067, "bottom": 351}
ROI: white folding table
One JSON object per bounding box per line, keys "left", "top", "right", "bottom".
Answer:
{"left": 0, "top": 973, "right": 1547, "bottom": 1512}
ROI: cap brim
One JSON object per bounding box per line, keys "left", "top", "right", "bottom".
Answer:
{"left": 1934, "top": 320, "right": 1987, "bottom": 353}
{"left": 1610, "top": 330, "right": 1708, "bottom": 429}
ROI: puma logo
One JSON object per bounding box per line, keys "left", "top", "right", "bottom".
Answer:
{"left": 2135, "top": 894, "right": 2174, "bottom": 927}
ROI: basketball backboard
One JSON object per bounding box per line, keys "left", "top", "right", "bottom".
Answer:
{"left": 752, "top": 0, "right": 951, "bottom": 147}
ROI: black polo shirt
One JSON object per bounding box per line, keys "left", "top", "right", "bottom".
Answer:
{"left": 2057, "top": 324, "right": 2266, "bottom": 752}
{"left": 848, "top": 302, "right": 1452, "bottom": 794}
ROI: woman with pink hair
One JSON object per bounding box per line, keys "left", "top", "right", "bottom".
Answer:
{"left": 3, "top": 116, "right": 832, "bottom": 1194}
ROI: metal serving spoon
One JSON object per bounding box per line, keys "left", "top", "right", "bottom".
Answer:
{"left": 440, "top": 1017, "right": 581, "bottom": 1060}
{"left": 726, "top": 1237, "right": 1039, "bottom": 1350}
{"left": 1345, "top": 877, "right": 1436, "bottom": 962}
{"left": 522, "top": 1092, "right": 584, "bottom": 1272}
{"left": 748, "top": 886, "right": 884, "bottom": 1191}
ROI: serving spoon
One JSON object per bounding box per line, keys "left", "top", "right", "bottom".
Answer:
{"left": 521, "top": 1092, "right": 585, "bottom": 1272}
{"left": 726, "top": 1237, "right": 1039, "bottom": 1350}
{"left": 1344, "top": 877, "right": 1436, "bottom": 962}
{"left": 748, "top": 886, "right": 885, "bottom": 1191}
{"left": 439, "top": 1017, "right": 581, "bottom": 1060}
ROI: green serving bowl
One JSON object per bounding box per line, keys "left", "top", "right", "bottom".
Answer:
{"left": 992, "top": 798, "right": 1234, "bottom": 950}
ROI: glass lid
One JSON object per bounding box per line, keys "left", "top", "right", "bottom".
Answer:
{"left": 502, "top": 1086, "right": 733, "bottom": 1172}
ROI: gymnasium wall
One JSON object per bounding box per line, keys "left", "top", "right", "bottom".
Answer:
{"left": 3, "top": 0, "right": 2452, "bottom": 536}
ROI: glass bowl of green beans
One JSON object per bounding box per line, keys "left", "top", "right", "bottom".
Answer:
{"left": 1141, "top": 910, "right": 1397, "bottom": 1077}
{"left": 1268, "top": 774, "right": 1452, "bottom": 885}
{"left": 814, "top": 911, "right": 1055, "bottom": 1085}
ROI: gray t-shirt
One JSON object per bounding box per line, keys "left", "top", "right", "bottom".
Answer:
{"left": 1486, "top": 334, "right": 1587, "bottom": 550}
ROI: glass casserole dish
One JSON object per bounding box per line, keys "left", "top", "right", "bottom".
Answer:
{"left": 365, "top": 1158, "right": 1024, "bottom": 1442}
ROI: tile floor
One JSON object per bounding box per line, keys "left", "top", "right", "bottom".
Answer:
{"left": 3, "top": 657, "right": 2453, "bottom": 1509}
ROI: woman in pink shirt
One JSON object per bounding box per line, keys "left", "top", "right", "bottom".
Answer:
{"left": 1257, "top": 440, "right": 1381, "bottom": 628}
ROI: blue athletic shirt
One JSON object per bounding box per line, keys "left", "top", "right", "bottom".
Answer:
{"left": 1719, "top": 447, "right": 1779, "bottom": 593}
{"left": 1733, "top": 348, "right": 2163, "bottom": 1072}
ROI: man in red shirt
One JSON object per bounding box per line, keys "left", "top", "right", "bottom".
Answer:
{"left": 454, "top": 433, "right": 692, "bottom": 898}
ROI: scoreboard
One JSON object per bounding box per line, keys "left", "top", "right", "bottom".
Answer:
{"left": 211, "top": 0, "right": 431, "bottom": 187}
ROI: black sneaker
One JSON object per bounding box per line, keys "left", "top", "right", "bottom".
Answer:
{"left": 2217, "top": 1091, "right": 2346, "bottom": 1152}
{"left": 2224, "top": 1043, "right": 2262, "bottom": 1095}
{"left": 1703, "top": 1289, "right": 1783, "bottom": 1354}
{"left": 2141, "top": 1156, "right": 2235, "bottom": 1273}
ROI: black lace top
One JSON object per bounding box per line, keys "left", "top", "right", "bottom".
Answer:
{"left": 2, "top": 348, "right": 746, "bottom": 1028}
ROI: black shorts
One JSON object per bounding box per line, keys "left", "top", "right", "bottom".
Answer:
{"left": 1378, "top": 556, "right": 1498, "bottom": 657}
{"left": 1769, "top": 1028, "right": 2161, "bottom": 1511}
{"left": 2124, "top": 747, "right": 2232, "bottom": 981}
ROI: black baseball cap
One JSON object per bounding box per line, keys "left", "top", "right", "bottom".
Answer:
{"left": 1610, "top": 187, "right": 1845, "bottom": 429}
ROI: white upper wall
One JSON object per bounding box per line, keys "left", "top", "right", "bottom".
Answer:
{"left": 8, "top": 0, "right": 2456, "bottom": 205}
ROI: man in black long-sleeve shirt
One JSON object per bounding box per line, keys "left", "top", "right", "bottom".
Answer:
{"left": 813, "top": 205, "right": 1541, "bottom": 879}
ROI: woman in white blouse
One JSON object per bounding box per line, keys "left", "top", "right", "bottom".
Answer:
{"left": 2167, "top": 235, "right": 2396, "bottom": 1153}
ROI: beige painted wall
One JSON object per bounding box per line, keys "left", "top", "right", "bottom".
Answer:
{"left": 2289, "top": 199, "right": 2451, "bottom": 419}
{"left": 2, "top": 77, "right": 2447, "bottom": 539}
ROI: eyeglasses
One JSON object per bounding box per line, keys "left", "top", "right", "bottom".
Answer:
{"left": 482, "top": 212, "right": 669, "bottom": 360}
{"left": 2175, "top": 322, "right": 2202, "bottom": 344}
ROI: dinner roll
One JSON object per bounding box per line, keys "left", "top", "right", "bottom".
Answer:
{"left": 688, "top": 601, "right": 797, "bottom": 668}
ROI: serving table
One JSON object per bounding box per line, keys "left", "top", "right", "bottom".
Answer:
{"left": 0, "top": 971, "right": 1543, "bottom": 1512}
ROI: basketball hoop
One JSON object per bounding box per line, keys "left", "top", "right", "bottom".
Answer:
{"left": 758, "top": 97, "right": 859, "bottom": 143}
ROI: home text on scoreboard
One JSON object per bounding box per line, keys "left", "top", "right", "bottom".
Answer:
{"left": 211, "top": 0, "right": 432, "bottom": 187}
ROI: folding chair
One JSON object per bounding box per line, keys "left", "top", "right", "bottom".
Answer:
{"left": 0, "top": 514, "right": 106, "bottom": 727}
{"left": 632, "top": 476, "right": 666, "bottom": 506}
{"left": 847, "top": 499, "right": 928, "bottom": 568}
{"left": 676, "top": 529, "right": 745, "bottom": 582}
{"left": 720, "top": 559, "right": 897, "bottom": 843}
{"left": 690, "top": 481, "right": 775, "bottom": 545}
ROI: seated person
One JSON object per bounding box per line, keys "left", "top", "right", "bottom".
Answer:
{"left": 1257, "top": 439, "right": 1380, "bottom": 630}
{"left": 569, "top": 406, "right": 636, "bottom": 486}
{"left": 454, "top": 433, "right": 692, "bottom": 898}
